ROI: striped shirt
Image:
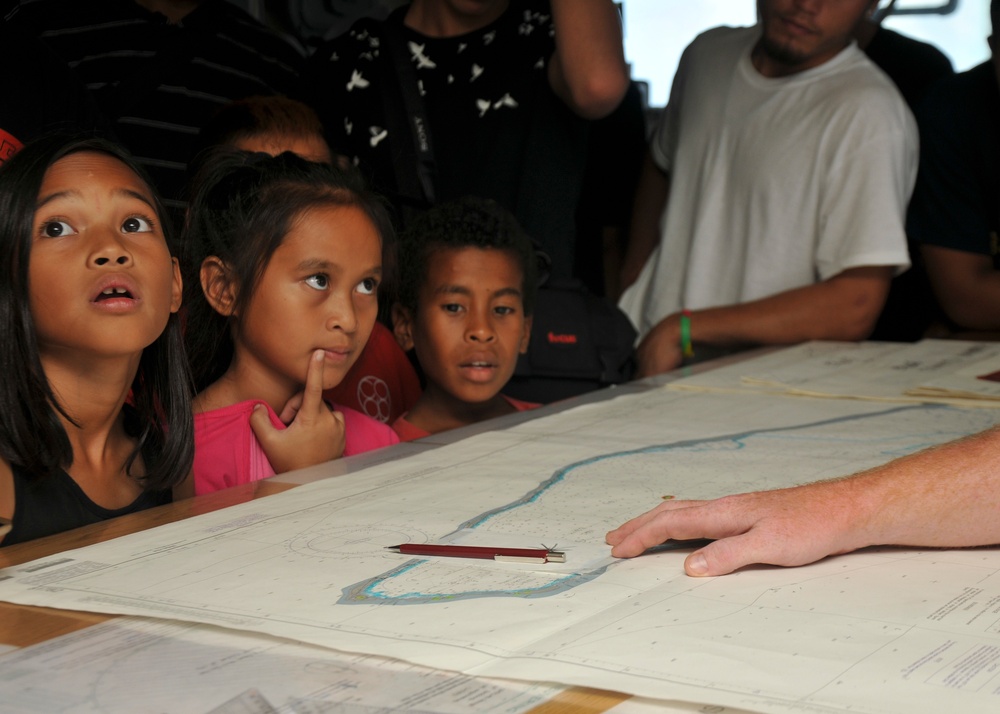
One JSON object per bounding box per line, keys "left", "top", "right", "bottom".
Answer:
{"left": 9, "top": 0, "right": 306, "bottom": 215}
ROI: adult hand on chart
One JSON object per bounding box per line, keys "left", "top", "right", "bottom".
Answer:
{"left": 605, "top": 479, "right": 865, "bottom": 576}
{"left": 608, "top": 423, "right": 1000, "bottom": 577}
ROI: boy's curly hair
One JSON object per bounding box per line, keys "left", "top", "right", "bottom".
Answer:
{"left": 397, "top": 196, "right": 538, "bottom": 316}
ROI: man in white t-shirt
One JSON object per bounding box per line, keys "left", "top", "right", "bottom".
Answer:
{"left": 618, "top": 0, "right": 917, "bottom": 376}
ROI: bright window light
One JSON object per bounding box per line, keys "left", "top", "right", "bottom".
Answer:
{"left": 622, "top": 0, "right": 991, "bottom": 107}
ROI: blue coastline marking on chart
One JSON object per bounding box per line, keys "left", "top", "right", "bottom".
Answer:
{"left": 460, "top": 403, "right": 949, "bottom": 532}
{"left": 339, "top": 403, "right": 959, "bottom": 605}
{"left": 348, "top": 562, "right": 585, "bottom": 604}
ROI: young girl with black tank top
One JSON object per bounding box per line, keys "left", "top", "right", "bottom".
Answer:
{"left": 0, "top": 134, "right": 193, "bottom": 546}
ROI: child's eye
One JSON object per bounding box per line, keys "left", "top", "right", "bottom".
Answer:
{"left": 443, "top": 303, "right": 463, "bottom": 314}
{"left": 305, "top": 274, "right": 329, "bottom": 290}
{"left": 41, "top": 220, "right": 77, "bottom": 238}
{"left": 494, "top": 305, "right": 517, "bottom": 316}
{"left": 122, "top": 216, "right": 154, "bottom": 233}
{"left": 356, "top": 277, "right": 378, "bottom": 295}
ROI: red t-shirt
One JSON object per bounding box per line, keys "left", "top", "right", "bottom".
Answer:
{"left": 391, "top": 396, "right": 539, "bottom": 442}
{"left": 325, "top": 322, "right": 421, "bottom": 424}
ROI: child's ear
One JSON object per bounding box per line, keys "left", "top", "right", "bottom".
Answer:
{"left": 519, "top": 315, "right": 533, "bottom": 354}
{"left": 200, "top": 257, "right": 238, "bottom": 317}
{"left": 391, "top": 303, "right": 415, "bottom": 352}
{"left": 169, "top": 257, "right": 183, "bottom": 314}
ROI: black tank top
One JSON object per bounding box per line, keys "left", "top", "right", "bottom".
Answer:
{"left": 1, "top": 464, "right": 170, "bottom": 546}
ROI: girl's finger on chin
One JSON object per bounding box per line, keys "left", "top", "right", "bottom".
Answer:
{"left": 302, "top": 349, "right": 326, "bottom": 406}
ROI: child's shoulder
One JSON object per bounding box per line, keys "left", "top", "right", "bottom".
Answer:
{"left": 390, "top": 413, "right": 429, "bottom": 443}
{"left": 194, "top": 399, "right": 258, "bottom": 419}
{"left": 194, "top": 399, "right": 278, "bottom": 428}
{"left": 336, "top": 404, "right": 400, "bottom": 454}
{"left": 192, "top": 399, "right": 278, "bottom": 495}
{"left": 502, "top": 395, "right": 541, "bottom": 412}
{"left": 192, "top": 381, "right": 251, "bottom": 416}
{"left": 0, "top": 456, "right": 13, "bottom": 529}
{"left": 194, "top": 399, "right": 282, "bottom": 454}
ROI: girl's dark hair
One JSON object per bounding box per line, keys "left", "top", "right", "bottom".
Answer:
{"left": 397, "top": 196, "right": 538, "bottom": 316}
{"left": 0, "top": 133, "right": 194, "bottom": 490}
{"left": 182, "top": 147, "right": 395, "bottom": 392}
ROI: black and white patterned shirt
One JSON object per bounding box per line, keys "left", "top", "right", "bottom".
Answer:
{"left": 308, "top": 0, "right": 591, "bottom": 279}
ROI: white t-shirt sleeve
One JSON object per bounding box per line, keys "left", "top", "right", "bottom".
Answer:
{"left": 650, "top": 37, "right": 702, "bottom": 174}
{"left": 814, "top": 86, "right": 918, "bottom": 280}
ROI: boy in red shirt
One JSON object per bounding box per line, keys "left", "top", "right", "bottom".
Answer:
{"left": 391, "top": 197, "right": 539, "bottom": 440}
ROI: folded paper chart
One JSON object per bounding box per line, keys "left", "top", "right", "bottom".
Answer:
{"left": 668, "top": 339, "right": 1000, "bottom": 406}
{"left": 2, "top": 378, "right": 1000, "bottom": 713}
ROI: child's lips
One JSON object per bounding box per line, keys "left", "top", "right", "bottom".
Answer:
{"left": 459, "top": 359, "right": 499, "bottom": 383}
{"left": 92, "top": 275, "right": 139, "bottom": 300}
{"left": 95, "top": 287, "right": 134, "bottom": 301}
{"left": 321, "top": 346, "right": 352, "bottom": 364}
{"left": 91, "top": 275, "right": 140, "bottom": 311}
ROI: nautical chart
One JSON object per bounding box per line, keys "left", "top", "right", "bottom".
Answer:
{"left": 0, "top": 617, "right": 565, "bottom": 714}
{"left": 2, "top": 383, "right": 1000, "bottom": 714}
